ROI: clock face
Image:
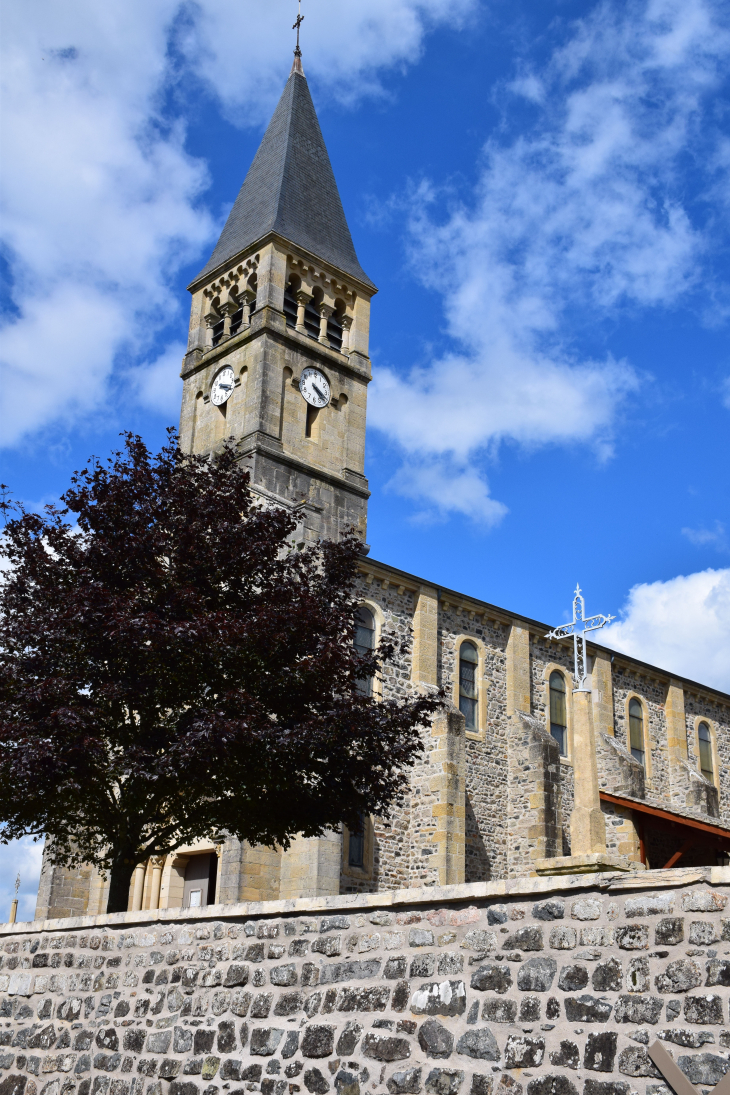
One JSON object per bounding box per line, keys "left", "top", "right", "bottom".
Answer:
{"left": 299, "top": 367, "right": 331, "bottom": 408}
{"left": 210, "top": 366, "right": 235, "bottom": 406}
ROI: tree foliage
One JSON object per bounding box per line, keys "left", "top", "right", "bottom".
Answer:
{"left": 0, "top": 433, "right": 440, "bottom": 912}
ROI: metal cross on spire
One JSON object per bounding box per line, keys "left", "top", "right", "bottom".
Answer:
{"left": 293, "top": 0, "right": 304, "bottom": 53}
{"left": 545, "top": 585, "right": 615, "bottom": 692}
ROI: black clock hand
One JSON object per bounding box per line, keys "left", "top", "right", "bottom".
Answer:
{"left": 312, "top": 384, "right": 327, "bottom": 402}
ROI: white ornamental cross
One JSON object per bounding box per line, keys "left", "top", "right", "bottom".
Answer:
{"left": 545, "top": 585, "right": 615, "bottom": 692}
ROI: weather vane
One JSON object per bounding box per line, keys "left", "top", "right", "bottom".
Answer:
{"left": 545, "top": 585, "right": 615, "bottom": 691}
{"left": 293, "top": 0, "right": 304, "bottom": 53}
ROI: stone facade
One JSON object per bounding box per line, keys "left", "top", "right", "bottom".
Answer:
{"left": 8, "top": 871, "right": 730, "bottom": 1095}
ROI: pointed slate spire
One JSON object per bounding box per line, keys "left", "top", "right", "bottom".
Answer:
{"left": 192, "top": 66, "right": 375, "bottom": 290}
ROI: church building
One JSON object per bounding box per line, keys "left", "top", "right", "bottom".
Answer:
{"left": 36, "top": 49, "right": 730, "bottom": 922}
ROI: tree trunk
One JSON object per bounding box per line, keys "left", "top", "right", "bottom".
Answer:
{"left": 106, "top": 858, "right": 137, "bottom": 914}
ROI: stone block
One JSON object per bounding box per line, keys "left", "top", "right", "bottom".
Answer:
{"left": 301, "top": 1026, "right": 335, "bottom": 1058}
{"left": 223, "top": 964, "right": 249, "bottom": 987}
{"left": 503, "top": 928, "right": 543, "bottom": 952}
{"left": 678, "top": 1054, "right": 730, "bottom": 1085}
{"left": 455, "top": 1029, "right": 499, "bottom": 1062}
{"left": 424, "top": 1069, "right": 464, "bottom": 1095}
{"left": 549, "top": 927, "right": 576, "bottom": 950}
{"left": 250, "top": 1028, "right": 284, "bottom": 1056}
{"left": 481, "top": 999, "right": 517, "bottom": 1023}
{"left": 655, "top": 959, "right": 702, "bottom": 994}
{"left": 549, "top": 1041, "right": 579, "bottom": 1069}
{"left": 617, "top": 1047, "right": 661, "bottom": 1078}
{"left": 504, "top": 1036, "right": 545, "bottom": 1069}
{"left": 362, "top": 1034, "right": 411, "bottom": 1062}
{"left": 558, "top": 965, "right": 589, "bottom": 992}
{"left": 304, "top": 1069, "right": 330, "bottom": 1095}
{"left": 517, "top": 958, "right": 556, "bottom": 992}
{"left": 615, "top": 925, "right": 648, "bottom": 950}
{"left": 684, "top": 994, "right": 725, "bottom": 1024}
{"left": 519, "top": 995, "right": 540, "bottom": 1021}
{"left": 274, "top": 990, "right": 304, "bottom": 1015}
{"left": 411, "top": 982, "right": 466, "bottom": 1017}
{"left": 657, "top": 1028, "right": 715, "bottom": 1047}
{"left": 418, "top": 1020, "right": 453, "bottom": 1060}
{"left": 681, "top": 892, "right": 727, "bottom": 912}
{"left": 655, "top": 918, "right": 684, "bottom": 946}
{"left": 470, "top": 964, "right": 512, "bottom": 993}
{"left": 335, "top": 1022, "right": 362, "bottom": 1056}
{"left": 388, "top": 1068, "right": 422, "bottom": 1094}
{"left": 533, "top": 902, "right": 564, "bottom": 921}
{"left": 689, "top": 922, "right": 719, "bottom": 946}
{"left": 583, "top": 1033, "right": 617, "bottom": 1073}
{"left": 614, "top": 995, "right": 663, "bottom": 1024}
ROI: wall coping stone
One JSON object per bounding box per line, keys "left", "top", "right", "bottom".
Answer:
{"left": 4, "top": 865, "right": 729, "bottom": 937}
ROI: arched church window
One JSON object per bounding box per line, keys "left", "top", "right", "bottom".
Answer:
{"left": 698, "top": 721, "right": 714, "bottom": 782}
{"left": 283, "top": 277, "right": 299, "bottom": 328}
{"left": 355, "top": 606, "right": 375, "bottom": 697}
{"left": 229, "top": 301, "right": 244, "bottom": 337}
{"left": 458, "top": 641, "right": 478, "bottom": 731}
{"left": 327, "top": 305, "right": 344, "bottom": 352}
{"left": 629, "top": 698, "right": 645, "bottom": 766}
{"left": 211, "top": 317, "right": 225, "bottom": 347}
{"left": 304, "top": 293, "right": 321, "bottom": 340}
{"left": 549, "top": 671, "right": 567, "bottom": 756}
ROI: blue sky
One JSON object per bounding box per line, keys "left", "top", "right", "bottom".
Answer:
{"left": 1, "top": 0, "right": 730, "bottom": 916}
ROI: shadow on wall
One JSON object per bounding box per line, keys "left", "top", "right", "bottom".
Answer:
{"left": 465, "top": 795, "right": 491, "bottom": 883}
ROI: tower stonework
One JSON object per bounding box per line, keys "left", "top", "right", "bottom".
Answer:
{"left": 179, "top": 61, "right": 376, "bottom": 544}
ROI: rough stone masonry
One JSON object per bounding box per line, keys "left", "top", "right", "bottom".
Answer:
{"left": 3, "top": 869, "right": 730, "bottom": 1095}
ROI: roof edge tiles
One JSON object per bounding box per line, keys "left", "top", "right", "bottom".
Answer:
{"left": 192, "top": 68, "right": 375, "bottom": 291}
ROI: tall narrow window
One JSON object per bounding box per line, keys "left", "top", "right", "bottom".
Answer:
{"left": 303, "top": 297, "right": 321, "bottom": 339}
{"left": 549, "top": 671, "right": 567, "bottom": 756}
{"left": 211, "top": 317, "right": 225, "bottom": 347}
{"left": 283, "top": 279, "right": 298, "bottom": 328}
{"left": 348, "top": 815, "right": 366, "bottom": 868}
{"left": 327, "top": 310, "right": 343, "bottom": 352}
{"left": 629, "top": 698, "right": 645, "bottom": 766}
{"left": 698, "top": 722, "right": 714, "bottom": 782}
{"left": 355, "top": 607, "right": 375, "bottom": 697}
{"left": 459, "top": 642, "right": 478, "bottom": 731}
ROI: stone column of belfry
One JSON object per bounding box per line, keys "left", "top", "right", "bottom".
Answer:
{"left": 569, "top": 685, "right": 608, "bottom": 856}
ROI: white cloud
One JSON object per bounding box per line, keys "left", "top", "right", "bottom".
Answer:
{"left": 0, "top": 0, "right": 476, "bottom": 449}
{"left": 370, "top": 0, "right": 730, "bottom": 520}
{"left": 0, "top": 0, "right": 214, "bottom": 447}
{"left": 605, "top": 567, "right": 730, "bottom": 692}
{"left": 126, "top": 342, "right": 186, "bottom": 418}
{"left": 0, "top": 836, "right": 44, "bottom": 924}
{"left": 682, "top": 521, "right": 728, "bottom": 551}
{"left": 388, "top": 457, "right": 508, "bottom": 525}
{"left": 179, "top": 0, "right": 477, "bottom": 121}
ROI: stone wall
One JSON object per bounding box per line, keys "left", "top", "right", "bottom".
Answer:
{"left": 7, "top": 870, "right": 730, "bottom": 1095}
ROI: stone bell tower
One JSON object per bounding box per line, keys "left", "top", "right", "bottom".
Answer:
{"left": 179, "top": 49, "right": 376, "bottom": 544}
